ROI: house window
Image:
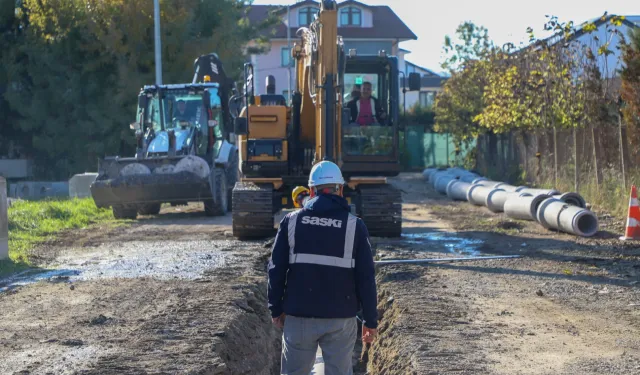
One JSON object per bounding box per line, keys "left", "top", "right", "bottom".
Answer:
{"left": 340, "top": 7, "right": 361, "bottom": 26}
{"left": 281, "top": 47, "right": 292, "bottom": 67}
{"left": 298, "top": 7, "right": 319, "bottom": 26}
{"left": 420, "top": 91, "right": 436, "bottom": 107}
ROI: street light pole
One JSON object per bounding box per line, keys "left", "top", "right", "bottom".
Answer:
{"left": 153, "top": 0, "right": 163, "bottom": 85}
{"left": 287, "top": 4, "right": 291, "bottom": 101}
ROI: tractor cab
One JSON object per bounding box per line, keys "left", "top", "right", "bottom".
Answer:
{"left": 131, "top": 83, "right": 227, "bottom": 159}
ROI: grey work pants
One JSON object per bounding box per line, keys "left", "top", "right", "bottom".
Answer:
{"left": 281, "top": 315, "right": 357, "bottom": 375}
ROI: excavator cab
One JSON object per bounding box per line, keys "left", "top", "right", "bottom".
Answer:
{"left": 340, "top": 53, "right": 407, "bottom": 177}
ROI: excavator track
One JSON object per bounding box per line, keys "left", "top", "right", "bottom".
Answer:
{"left": 232, "top": 182, "right": 275, "bottom": 239}
{"left": 359, "top": 184, "right": 402, "bottom": 238}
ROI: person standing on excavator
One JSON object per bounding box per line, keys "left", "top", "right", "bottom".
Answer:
{"left": 268, "top": 161, "right": 378, "bottom": 375}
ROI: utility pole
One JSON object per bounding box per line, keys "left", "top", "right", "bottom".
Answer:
{"left": 287, "top": 3, "right": 292, "bottom": 100}
{"left": 154, "top": 0, "right": 163, "bottom": 85}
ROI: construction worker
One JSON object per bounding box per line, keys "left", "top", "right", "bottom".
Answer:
{"left": 291, "top": 186, "right": 310, "bottom": 208}
{"left": 268, "top": 161, "right": 378, "bottom": 375}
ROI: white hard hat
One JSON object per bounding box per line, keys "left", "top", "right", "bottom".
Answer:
{"left": 308, "top": 161, "right": 345, "bottom": 187}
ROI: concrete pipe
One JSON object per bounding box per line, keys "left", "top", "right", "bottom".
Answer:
{"left": 503, "top": 194, "right": 552, "bottom": 221}
{"left": 459, "top": 174, "right": 481, "bottom": 183}
{"left": 467, "top": 185, "right": 505, "bottom": 206}
{"left": 422, "top": 168, "right": 438, "bottom": 181}
{"left": 435, "top": 174, "right": 458, "bottom": 194}
{"left": 536, "top": 198, "right": 599, "bottom": 237}
{"left": 446, "top": 180, "right": 472, "bottom": 201}
{"left": 474, "top": 180, "right": 504, "bottom": 189}
{"left": 557, "top": 192, "right": 587, "bottom": 208}
{"left": 485, "top": 189, "right": 523, "bottom": 213}
{"left": 445, "top": 168, "right": 470, "bottom": 179}
{"left": 516, "top": 187, "right": 561, "bottom": 196}
{"left": 471, "top": 177, "right": 488, "bottom": 185}
{"left": 429, "top": 170, "right": 449, "bottom": 186}
{"left": 494, "top": 183, "right": 527, "bottom": 193}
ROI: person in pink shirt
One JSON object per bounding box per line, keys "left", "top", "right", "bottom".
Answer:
{"left": 347, "top": 82, "right": 386, "bottom": 126}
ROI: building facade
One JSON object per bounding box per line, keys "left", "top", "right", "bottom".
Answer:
{"left": 246, "top": 0, "right": 421, "bottom": 101}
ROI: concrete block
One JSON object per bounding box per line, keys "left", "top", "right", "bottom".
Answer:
{"left": 1, "top": 177, "right": 8, "bottom": 260}
{"left": 69, "top": 173, "right": 98, "bottom": 198}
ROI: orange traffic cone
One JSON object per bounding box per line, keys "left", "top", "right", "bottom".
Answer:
{"left": 620, "top": 185, "right": 640, "bottom": 241}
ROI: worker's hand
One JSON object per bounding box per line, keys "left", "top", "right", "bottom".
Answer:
{"left": 272, "top": 313, "right": 286, "bottom": 329}
{"left": 362, "top": 326, "right": 377, "bottom": 344}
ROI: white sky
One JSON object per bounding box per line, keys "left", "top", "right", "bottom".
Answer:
{"left": 250, "top": 0, "right": 640, "bottom": 73}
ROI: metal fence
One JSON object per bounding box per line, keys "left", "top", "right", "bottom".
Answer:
{"left": 400, "top": 126, "right": 476, "bottom": 171}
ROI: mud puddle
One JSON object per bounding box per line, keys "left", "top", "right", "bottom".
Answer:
{"left": 0, "top": 239, "right": 247, "bottom": 293}
{"left": 0, "top": 269, "right": 80, "bottom": 293}
{"left": 401, "top": 231, "right": 484, "bottom": 256}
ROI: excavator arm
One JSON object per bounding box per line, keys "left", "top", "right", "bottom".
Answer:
{"left": 294, "top": 0, "right": 344, "bottom": 163}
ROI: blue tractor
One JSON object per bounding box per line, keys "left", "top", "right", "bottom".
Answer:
{"left": 90, "top": 53, "right": 241, "bottom": 219}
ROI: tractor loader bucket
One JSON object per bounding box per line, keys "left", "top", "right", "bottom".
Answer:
{"left": 90, "top": 155, "right": 225, "bottom": 218}
{"left": 90, "top": 171, "right": 212, "bottom": 208}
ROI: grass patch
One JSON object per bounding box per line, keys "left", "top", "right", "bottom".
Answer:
{"left": 1, "top": 198, "right": 120, "bottom": 276}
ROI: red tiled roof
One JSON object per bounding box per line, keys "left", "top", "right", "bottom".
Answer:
{"left": 246, "top": 1, "right": 417, "bottom": 41}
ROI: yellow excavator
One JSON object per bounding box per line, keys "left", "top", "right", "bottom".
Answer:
{"left": 230, "top": 0, "right": 421, "bottom": 238}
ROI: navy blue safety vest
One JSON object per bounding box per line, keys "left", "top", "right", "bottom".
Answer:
{"left": 286, "top": 208, "right": 359, "bottom": 269}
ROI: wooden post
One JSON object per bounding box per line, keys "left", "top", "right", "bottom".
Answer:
{"left": 574, "top": 128, "right": 579, "bottom": 192}
{"left": 618, "top": 113, "right": 627, "bottom": 190}
{"left": 591, "top": 125, "right": 600, "bottom": 190}
{"left": 0, "top": 177, "right": 8, "bottom": 260}
{"left": 553, "top": 127, "right": 558, "bottom": 188}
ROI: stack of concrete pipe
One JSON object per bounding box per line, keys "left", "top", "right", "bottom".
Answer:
{"left": 421, "top": 167, "right": 598, "bottom": 237}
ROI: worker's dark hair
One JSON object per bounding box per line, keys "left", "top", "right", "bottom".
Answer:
{"left": 362, "top": 81, "right": 372, "bottom": 87}
{"left": 313, "top": 183, "right": 341, "bottom": 195}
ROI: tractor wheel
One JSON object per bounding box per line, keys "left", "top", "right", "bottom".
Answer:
{"left": 204, "top": 169, "right": 228, "bottom": 216}
{"left": 113, "top": 205, "right": 138, "bottom": 220}
{"left": 138, "top": 203, "right": 161, "bottom": 216}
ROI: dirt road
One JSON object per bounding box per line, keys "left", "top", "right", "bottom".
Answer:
{"left": 1, "top": 173, "right": 639, "bottom": 374}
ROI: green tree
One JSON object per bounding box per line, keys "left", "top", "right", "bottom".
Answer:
{"left": 441, "top": 21, "right": 493, "bottom": 72}
{"left": 621, "top": 26, "right": 640, "bottom": 161}
{"left": 435, "top": 22, "right": 495, "bottom": 148}
{"left": 434, "top": 59, "right": 489, "bottom": 147}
